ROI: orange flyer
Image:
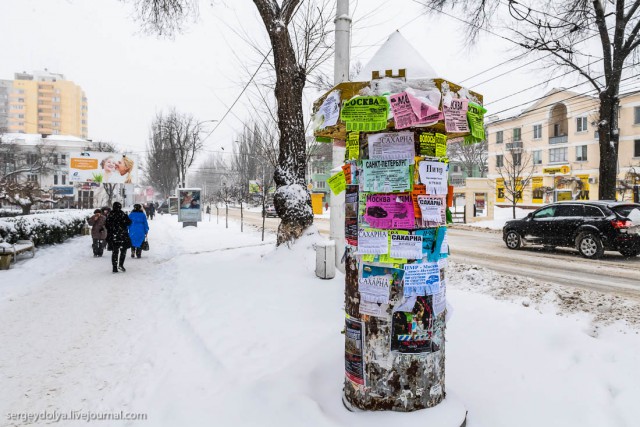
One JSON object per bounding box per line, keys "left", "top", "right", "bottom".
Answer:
{"left": 411, "top": 184, "right": 426, "bottom": 218}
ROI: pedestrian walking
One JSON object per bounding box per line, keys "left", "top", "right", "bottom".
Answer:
{"left": 128, "top": 204, "right": 149, "bottom": 259}
{"left": 105, "top": 201, "right": 132, "bottom": 273}
{"left": 147, "top": 202, "right": 156, "bottom": 220}
{"left": 87, "top": 209, "right": 107, "bottom": 257}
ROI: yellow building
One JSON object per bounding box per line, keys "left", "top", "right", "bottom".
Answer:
{"left": 1, "top": 70, "right": 88, "bottom": 138}
{"left": 487, "top": 88, "right": 640, "bottom": 205}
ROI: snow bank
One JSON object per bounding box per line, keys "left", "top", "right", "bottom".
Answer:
{"left": 466, "top": 206, "right": 535, "bottom": 230}
{"left": 0, "top": 210, "right": 91, "bottom": 245}
{"left": 1, "top": 215, "right": 638, "bottom": 427}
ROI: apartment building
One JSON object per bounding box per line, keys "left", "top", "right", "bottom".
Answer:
{"left": 486, "top": 88, "right": 640, "bottom": 205}
{"left": 0, "top": 70, "right": 88, "bottom": 139}
{"left": 308, "top": 141, "right": 333, "bottom": 204}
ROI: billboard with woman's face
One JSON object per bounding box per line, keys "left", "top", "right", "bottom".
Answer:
{"left": 68, "top": 152, "right": 138, "bottom": 184}
{"left": 178, "top": 188, "right": 202, "bottom": 222}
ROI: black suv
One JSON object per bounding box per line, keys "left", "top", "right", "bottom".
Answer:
{"left": 503, "top": 201, "right": 640, "bottom": 258}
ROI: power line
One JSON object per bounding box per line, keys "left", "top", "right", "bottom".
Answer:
{"left": 489, "top": 62, "right": 639, "bottom": 117}
{"left": 199, "top": 48, "right": 272, "bottom": 147}
{"left": 484, "top": 59, "right": 601, "bottom": 106}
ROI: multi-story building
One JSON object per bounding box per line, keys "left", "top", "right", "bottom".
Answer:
{"left": 0, "top": 70, "right": 88, "bottom": 139}
{"left": 0, "top": 80, "right": 11, "bottom": 130}
{"left": 486, "top": 88, "right": 640, "bottom": 205}
{"left": 0, "top": 133, "right": 105, "bottom": 209}
{"left": 307, "top": 141, "right": 333, "bottom": 205}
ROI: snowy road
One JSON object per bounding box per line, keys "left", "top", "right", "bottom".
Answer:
{"left": 223, "top": 207, "right": 640, "bottom": 299}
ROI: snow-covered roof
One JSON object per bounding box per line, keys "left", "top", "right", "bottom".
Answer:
{"left": 355, "top": 31, "right": 437, "bottom": 81}
{"left": 1, "top": 133, "right": 89, "bottom": 147}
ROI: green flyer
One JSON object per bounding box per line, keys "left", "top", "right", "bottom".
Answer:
{"left": 467, "top": 102, "right": 487, "bottom": 141}
{"left": 346, "top": 132, "right": 360, "bottom": 160}
{"left": 327, "top": 170, "right": 346, "bottom": 195}
{"left": 340, "top": 96, "right": 389, "bottom": 132}
{"left": 418, "top": 132, "right": 447, "bottom": 157}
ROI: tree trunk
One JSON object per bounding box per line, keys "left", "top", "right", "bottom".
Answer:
{"left": 512, "top": 203, "right": 516, "bottom": 219}
{"left": 21, "top": 205, "right": 31, "bottom": 215}
{"left": 240, "top": 201, "right": 244, "bottom": 232}
{"left": 225, "top": 204, "right": 228, "bottom": 229}
{"left": 597, "top": 90, "right": 620, "bottom": 200}
{"left": 255, "top": 4, "right": 313, "bottom": 245}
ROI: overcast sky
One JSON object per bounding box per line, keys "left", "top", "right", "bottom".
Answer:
{"left": 0, "top": 0, "right": 593, "bottom": 157}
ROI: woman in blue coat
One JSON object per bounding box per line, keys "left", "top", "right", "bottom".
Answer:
{"left": 128, "top": 204, "right": 149, "bottom": 259}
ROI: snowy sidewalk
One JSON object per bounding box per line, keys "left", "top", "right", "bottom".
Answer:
{"left": 0, "top": 215, "right": 639, "bottom": 427}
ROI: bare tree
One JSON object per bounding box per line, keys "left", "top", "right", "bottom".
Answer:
{"left": 216, "top": 182, "right": 235, "bottom": 229}
{"left": 126, "top": 0, "right": 336, "bottom": 244}
{"left": 145, "top": 113, "right": 180, "bottom": 198}
{"left": 496, "top": 147, "right": 535, "bottom": 219}
{"left": 447, "top": 137, "right": 488, "bottom": 178}
{"left": 421, "top": 0, "right": 640, "bottom": 200}
{"left": 150, "top": 108, "right": 204, "bottom": 189}
{"left": 0, "top": 137, "right": 57, "bottom": 214}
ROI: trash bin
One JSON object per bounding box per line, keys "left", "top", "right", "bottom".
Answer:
{"left": 315, "top": 240, "right": 336, "bottom": 279}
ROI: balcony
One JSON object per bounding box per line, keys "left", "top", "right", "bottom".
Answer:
{"left": 506, "top": 140, "right": 523, "bottom": 151}
{"left": 450, "top": 177, "right": 467, "bottom": 187}
{"left": 549, "top": 135, "right": 568, "bottom": 144}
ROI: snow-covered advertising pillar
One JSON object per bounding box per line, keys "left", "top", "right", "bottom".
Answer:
{"left": 313, "top": 32, "right": 485, "bottom": 421}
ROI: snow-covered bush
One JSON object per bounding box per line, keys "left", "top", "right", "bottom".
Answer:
{"left": 0, "top": 210, "right": 91, "bottom": 246}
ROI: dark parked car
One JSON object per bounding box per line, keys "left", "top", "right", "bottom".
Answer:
{"left": 503, "top": 201, "right": 640, "bottom": 259}
{"left": 157, "top": 201, "right": 169, "bottom": 214}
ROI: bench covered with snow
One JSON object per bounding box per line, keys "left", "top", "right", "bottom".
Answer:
{"left": 0, "top": 240, "right": 35, "bottom": 269}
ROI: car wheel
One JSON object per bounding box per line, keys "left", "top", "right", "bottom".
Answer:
{"left": 505, "top": 230, "right": 522, "bottom": 249}
{"left": 619, "top": 248, "right": 639, "bottom": 257}
{"left": 576, "top": 232, "right": 604, "bottom": 259}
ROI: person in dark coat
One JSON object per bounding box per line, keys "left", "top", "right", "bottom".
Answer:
{"left": 128, "top": 204, "right": 149, "bottom": 259}
{"left": 88, "top": 209, "right": 107, "bottom": 257}
{"left": 105, "top": 201, "right": 132, "bottom": 273}
{"left": 146, "top": 202, "right": 156, "bottom": 220}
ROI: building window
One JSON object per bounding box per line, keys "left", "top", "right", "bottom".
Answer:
{"left": 549, "top": 147, "right": 568, "bottom": 163}
{"left": 496, "top": 131, "right": 503, "bottom": 144}
{"left": 576, "top": 117, "right": 587, "bottom": 132}
{"left": 533, "top": 150, "right": 542, "bottom": 164}
{"left": 635, "top": 106, "right": 640, "bottom": 124}
{"left": 513, "top": 153, "right": 522, "bottom": 166}
{"left": 512, "top": 128, "right": 521, "bottom": 141}
{"left": 576, "top": 145, "right": 588, "bottom": 161}
{"left": 62, "top": 174, "right": 66, "bottom": 185}
{"left": 315, "top": 181, "right": 326, "bottom": 189}
{"left": 54, "top": 175, "right": 58, "bottom": 185}
{"left": 635, "top": 139, "right": 640, "bottom": 157}
{"left": 26, "top": 154, "right": 38, "bottom": 165}
{"left": 452, "top": 164, "right": 460, "bottom": 172}
{"left": 27, "top": 174, "right": 38, "bottom": 183}
{"left": 496, "top": 154, "right": 504, "bottom": 168}
{"left": 533, "top": 124, "right": 542, "bottom": 139}
{"left": 17, "top": 98, "right": 24, "bottom": 103}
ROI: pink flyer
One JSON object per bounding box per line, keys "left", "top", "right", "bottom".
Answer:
{"left": 389, "top": 92, "right": 416, "bottom": 130}
{"left": 407, "top": 91, "right": 443, "bottom": 125}
{"left": 443, "top": 97, "right": 470, "bottom": 133}
{"left": 364, "top": 193, "right": 416, "bottom": 229}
